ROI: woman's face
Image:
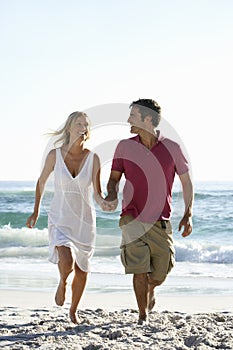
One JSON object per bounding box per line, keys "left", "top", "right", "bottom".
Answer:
{"left": 69, "top": 114, "right": 90, "bottom": 141}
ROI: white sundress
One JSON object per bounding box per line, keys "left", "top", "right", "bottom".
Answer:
{"left": 48, "top": 148, "right": 96, "bottom": 272}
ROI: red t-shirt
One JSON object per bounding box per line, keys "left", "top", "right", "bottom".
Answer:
{"left": 111, "top": 133, "right": 189, "bottom": 223}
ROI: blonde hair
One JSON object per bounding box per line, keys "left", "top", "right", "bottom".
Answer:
{"left": 49, "top": 111, "right": 90, "bottom": 146}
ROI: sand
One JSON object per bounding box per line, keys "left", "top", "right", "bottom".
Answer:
{"left": 1, "top": 290, "right": 233, "bottom": 349}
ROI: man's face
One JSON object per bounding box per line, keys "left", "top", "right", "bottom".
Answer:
{"left": 127, "top": 106, "right": 145, "bottom": 134}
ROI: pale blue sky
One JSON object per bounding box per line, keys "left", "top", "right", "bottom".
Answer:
{"left": 1, "top": 0, "right": 232, "bottom": 181}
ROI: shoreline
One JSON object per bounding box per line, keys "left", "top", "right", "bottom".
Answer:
{"left": 1, "top": 289, "right": 233, "bottom": 314}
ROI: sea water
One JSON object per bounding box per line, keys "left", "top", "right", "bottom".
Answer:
{"left": 0, "top": 180, "right": 233, "bottom": 296}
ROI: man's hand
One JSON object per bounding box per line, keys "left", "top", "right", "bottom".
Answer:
{"left": 103, "top": 171, "right": 121, "bottom": 211}
{"left": 178, "top": 215, "right": 192, "bottom": 237}
{"left": 178, "top": 172, "right": 193, "bottom": 237}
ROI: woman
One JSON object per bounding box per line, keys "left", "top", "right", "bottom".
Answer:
{"left": 26, "top": 111, "right": 104, "bottom": 323}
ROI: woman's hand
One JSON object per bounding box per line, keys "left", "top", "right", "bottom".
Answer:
{"left": 26, "top": 212, "right": 38, "bottom": 228}
{"left": 101, "top": 194, "right": 118, "bottom": 211}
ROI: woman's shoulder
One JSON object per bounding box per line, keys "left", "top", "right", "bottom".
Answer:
{"left": 84, "top": 149, "right": 96, "bottom": 158}
{"left": 89, "top": 151, "right": 99, "bottom": 159}
{"left": 48, "top": 148, "right": 58, "bottom": 156}
{"left": 87, "top": 151, "right": 100, "bottom": 165}
{"left": 46, "top": 148, "right": 57, "bottom": 162}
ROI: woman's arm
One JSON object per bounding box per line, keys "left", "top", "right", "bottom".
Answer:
{"left": 92, "top": 153, "right": 105, "bottom": 207}
{"left": 26, "top": 149, "right": 56, "bottom": 228}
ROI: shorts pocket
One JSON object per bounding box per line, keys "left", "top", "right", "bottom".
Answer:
{"left": 120, "top": 246, "right": 127, "bottom": 267}
{"left": 165, "top": 221, "right": 173, "bottom": 235}
{"left": 119, "top": 215, "right": 133, "bottom": 227}
{"left": 167, "top": 248, "right": 175, "bottom": 274}
{"left": 119, "top": 216, "right": 124, "bottom": 228}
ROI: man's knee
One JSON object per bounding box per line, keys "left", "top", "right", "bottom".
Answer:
{"left": 133, "top": 273, "right": 148, "bottom": 286}
{"left": 134, "top": 273, "right": 148, "bottom": 280}
{"left": 148, "top": 276, "right": 165, "bottom": 287}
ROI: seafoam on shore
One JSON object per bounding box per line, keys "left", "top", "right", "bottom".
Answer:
{"left": 1, "top": 307, "right": 233, "bottom": 350}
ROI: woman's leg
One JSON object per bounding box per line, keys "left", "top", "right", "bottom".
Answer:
{"left": 69, "top": 263, "right": 88, "bottom": 324}
{"left": 55, "top": 246, "right": 74, "bottom": 306}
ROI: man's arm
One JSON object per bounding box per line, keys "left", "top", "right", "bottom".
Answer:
{"left": 178, "top": 172, "right": 194, "bottom": 237}
{"left": 102, "top": 170, "right": 122, "bottom": 211}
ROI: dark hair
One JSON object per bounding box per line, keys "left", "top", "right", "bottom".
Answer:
{"left": 130, "top": 98, "right": 161, "bottom": 127}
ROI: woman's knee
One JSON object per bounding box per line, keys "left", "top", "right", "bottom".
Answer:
{"left": 57, "top": 246, "right": 74, "bottom": 272}
{"left": 74, "top": 264, "right": 88, "bottom": 279}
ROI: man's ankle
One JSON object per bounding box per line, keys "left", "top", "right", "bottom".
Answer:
{"left": 139, "top": 312, "right": 147, "bottom": 321}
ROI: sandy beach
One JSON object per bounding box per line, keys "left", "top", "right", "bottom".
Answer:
{"left": 1, "top": 290, "right": 233, "bottom": 349}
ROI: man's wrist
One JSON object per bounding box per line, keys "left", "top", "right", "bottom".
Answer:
{"left": 106, "top": 191, "right": 117, "bottom": 201}
{"left": 185, "top": 212, "right": 192, "bottom": 218}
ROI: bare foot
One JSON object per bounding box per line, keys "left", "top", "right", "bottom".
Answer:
{"left": 148, "top": 291, "right": 156, "bottom": 312}
{"left": 69, "top": 309, "right": 79, "bottom": 324}
{"left": 138, "top": 314, "right": 148, "bottom": 326}
{"left": 55, "top": 281, "right": 66, "bottom": 306}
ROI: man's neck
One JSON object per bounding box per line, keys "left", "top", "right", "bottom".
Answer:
{"left": 138, "top": 129, "right": 158, "bottom": 149}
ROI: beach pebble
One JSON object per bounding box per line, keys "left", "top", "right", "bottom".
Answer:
{"left": 83, "top": 345, "right": 103, "bottom": 350}
{"left": 101, "top": 329, "right": 124, "bottom": 339}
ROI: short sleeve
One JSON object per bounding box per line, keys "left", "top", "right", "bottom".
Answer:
{"left": 111, "top": 141, "right": 124, "bottom": 173}
{"left": 175, "top": 145, "right": 190, "bottom": 175}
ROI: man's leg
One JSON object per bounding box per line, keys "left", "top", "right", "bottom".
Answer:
{"left": 69, "top": 263, "right": 88, "bottom": 324}
{"left": 147, "top": 277, "right": 163, "bottom": 312}
{"left": 55, "top": 246, "right": 73, "bottom": 306}
{"left": 133, "top": 273, "right": 149, "bottom": 323}
{"left": 145, "top": 221, "right": 174, "bottom": 312}
{"left": 133, "top": 274, "right": 164, "bottom": 321}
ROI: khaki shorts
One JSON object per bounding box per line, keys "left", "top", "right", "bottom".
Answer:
{"left": 119, "top": 215, "right": 175, "bottom": 281}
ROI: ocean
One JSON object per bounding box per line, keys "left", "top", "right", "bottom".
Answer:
{"left": 0, "top": 180, "right": 233, "bottom": 297}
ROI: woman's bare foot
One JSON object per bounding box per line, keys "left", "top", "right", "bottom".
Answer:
{"left": 55, "top": 281, "right": 66, "bottom": 306}
{"left": 69, "top": 309, "right": 79, "bottom": 324}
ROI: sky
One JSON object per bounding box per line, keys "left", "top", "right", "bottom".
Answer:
{"left": 1, "top": 0, "right": 233, "bottom": 182}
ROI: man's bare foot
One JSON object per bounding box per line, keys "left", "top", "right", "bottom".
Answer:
{"left": 138, "top": 314, "right": 148, "bottom": 326}
{"left": 55, "top": 281, "right": 66, "bottom": 306}
{"left": 148, "top": 291, "right": 156, "bottom": 312}
{"left": 69, "top": 309, "right": 79, "bottom": 324}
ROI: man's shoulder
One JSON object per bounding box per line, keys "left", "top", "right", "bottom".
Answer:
{"left": 159, "top": 136, "right": 187, "bottom": 161}
{"left": 160, "top": 136, "right": 181, "bottom": 150}
{"left": 117, "top": 136, "right": 138, "bottom": 147}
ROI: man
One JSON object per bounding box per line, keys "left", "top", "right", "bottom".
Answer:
{"left": 103, "top": 99, "right": 193, "bottom": 325}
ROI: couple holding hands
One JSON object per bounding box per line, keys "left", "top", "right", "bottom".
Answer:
{"left": 26, "top": 98, "right": 193, "bottom": 325}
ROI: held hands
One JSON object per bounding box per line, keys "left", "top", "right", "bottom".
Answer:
{"left": 101, "top": 193, "right": 118, "bottom": 212}
{"left": 178, "top": 214, "right": 192, "bottom": 237}
{"left": 26, "top": 212, "right": 38, "bottom": 228}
